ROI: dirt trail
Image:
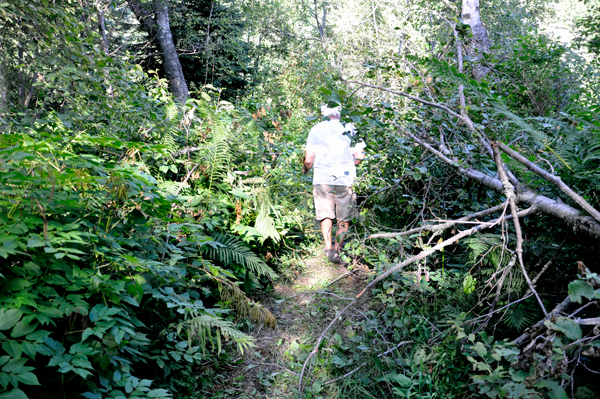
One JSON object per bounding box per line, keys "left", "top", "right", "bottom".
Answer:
{"left": 208, "top": 250, "right": 368, "bottom": 398}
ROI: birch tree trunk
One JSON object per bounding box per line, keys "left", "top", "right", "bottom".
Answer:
{"left": 128, "top": 0, "right": 189, "bottom": 104}
{"left": 0, "top": 64, "right": 6, "bottom": 111}
{"left": 461, "top": 0, "right": 491, "bottom": 81}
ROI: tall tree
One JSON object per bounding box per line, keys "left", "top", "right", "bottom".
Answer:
{"left": 128, "top": 0, "right": 189, "bottom": 103}
{"left": 461, "top": 0, "right": 491, "bottom": 80}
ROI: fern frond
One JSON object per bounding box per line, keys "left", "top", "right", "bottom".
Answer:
{"left": 176, "top": 314, "right": 255, "bottom": 355}
{"left": 221, "top": 284, "right": 277, "bottom": 328}
{"left": 204, "top": 233, "right": 277, "bottom": 279}
{"left": 203, "top": 115, "right": 232, "bottom": 191}
{"left": 252, "top": 187, "right": 281, "bottom": 243}
{"left": 462, "top": 233, "right": 504, "bottom": 266}
{"left": 158, "top": 180, "right": 187, "bottom": 195}
{"left": 161, "top": 128, "right": 178, "bottom": 154}
{"left": 502, "top": 303, "right": 537, "bottom": 331}
{"left": 165, "top": 100, "right": 179, "bottom": 121}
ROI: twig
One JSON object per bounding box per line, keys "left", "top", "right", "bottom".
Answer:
{"left": 325, "top": 271, "right": 353, "bottom": 288}
{"left": 353, "top": 309, "right": 391, "bottom": 350}
{"left": 291, "top": 290, "right": 353, "bottom": 301}
{"left": 244, "top": 360, "right": 299, "bottom": 376}
{"left": 569, "top": 301, "right": 598, "bottom": 318}
{"left": 468, "top": 293, "right": 534, "bottom": 324}
{"left": 174, "top": 164, "right": 199, "bottom": 195}
{"left": 493, "top": 143, "right": 548, "bottom": 319}
{"left": 487, "top": 254, "right": 517, "bottom": 315}
{"left": 497, "top": 141, "right": 600, "bottom": 223}
{"left": 368, "top": 200, "right": 507, "bottom": 239}
{"left": 172, "top": 146, "right": 203, "bottom": 157}
{"left": 349, "top": 81, "right": 468, "bottom": 127}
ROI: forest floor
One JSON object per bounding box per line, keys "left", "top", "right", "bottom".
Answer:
{"left": 206, "top": 248, "right": 372, "bottom": 399}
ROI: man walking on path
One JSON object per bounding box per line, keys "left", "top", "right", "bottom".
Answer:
{"left": 303, "top": 105, "right": 365, "bottom": 263}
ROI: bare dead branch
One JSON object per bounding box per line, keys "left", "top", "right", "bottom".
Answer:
{"left": 493, "top": 144, "right": 548, "bottom": 318}
{"left": 578, "top": 317, "right": 600, "bottom": 326}
{"left": 406, "top": 131, "right": 600, "bottom": 237}
{"left": 497, "top": 141, "right": 600, "bottom": 223}
{"left": 172, "top": 146, "right": 203, "bottom": 158}
{"left": 368, "top": 202, "right": 508, "bottom": 239}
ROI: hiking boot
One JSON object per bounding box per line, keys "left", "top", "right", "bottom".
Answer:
{"left": 328, "top": 249, "right": 342, "bottom": 264}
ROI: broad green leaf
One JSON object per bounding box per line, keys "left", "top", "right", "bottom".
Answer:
{"left": 21, "top": 343, "right": 36, "bottom": 360}
{"left": 11, "top": 320, "right": 38, "bottom": 338}
{"left": 474, "top": 342, "right": 487, "bottom": 357}
{"left": 0, "top": 388, "right": 28, "bottom": 399}
{"left": 3, "top": 279, "right": 33, "bottom": 292}
{"left": 535, "top": 379, "right": 568, "bottom": 399}
{"left": 1, "top": 341, "right": 21, "bottom": 358}
{"left": 15, "top": 372, "right": 40, "bottom": 386}
{"left": 544, "top": 317, "right": 582, "bottom": 341}
{"left": 0, "top": 310, "right": 22, "bottom": 331}
{"left": 127, "top": 283, "right": 144, "bottom": 305}
{"left": 2, "top": 358, "right": 33, "bottom": 374}
{"left": 393, "top": 374, "right": 412, "bottom": 387}
{"left": 463, "top": 274, "right": 477, "bottom": 294}
{"left": 568, "top": 280, "right": 595, "bottom": 304}
{"left": 147, "top": 389, "right": 170, "bottom": 398}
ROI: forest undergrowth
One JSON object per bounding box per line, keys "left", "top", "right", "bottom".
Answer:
{"left": 206, "top": 246, "right": 373, "bottom": 399}
{"left": 1, "top": 0, "right": 600, "bottom": 398}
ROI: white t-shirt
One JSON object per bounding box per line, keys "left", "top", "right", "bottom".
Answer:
{"left": 306, "top": 120, "right": 365, "bottom": 186}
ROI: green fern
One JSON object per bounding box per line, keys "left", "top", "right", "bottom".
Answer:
{"left": 203, "top": 233, "right": 277, "bottom": 279}
{"left": 252, "top": 187, "right": 281, "bottom": 243}
{"left": 158, "top": 180, "right": 187, "bottom": 195}
{"left": 203, "top": 114, "right": 232, "bottom": 191}
{"left": 502, "top": 303, "right": 538, "bottom": 331}
{"left": 462, "top": 233, "right": 504, "bottom": 266}
{"left": 161, "top": 127, "right": 178, "bottom": 154}
{"left": 176, "top": 314, "right": 255, "bottom": 355}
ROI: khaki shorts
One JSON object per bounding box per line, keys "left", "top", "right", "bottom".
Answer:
{"left": 313, "top": 184, "right": 356, "bottom": 221}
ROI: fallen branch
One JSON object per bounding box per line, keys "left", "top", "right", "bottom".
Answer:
{"left": 493, "top": 144, "right": 548, "bottom": 318}
{"left": 299, "top": 212, "right": 515, "bottom": 397}
{"left": 368, "top": 202, "right": 508, "bottom": 239}
{"left": 578, "top": 317, "right": 600, "bottom": 326}
{"left": 497, "top": 141, "right": 600, "bottom": 224}
{"left": 172, "top": 146, "right": 202, "bottom": 157}
{"left": 407, "top": 131, "right": 600, "bottom": 237}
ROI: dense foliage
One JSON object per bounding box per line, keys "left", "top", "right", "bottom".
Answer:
{"left": 1, "top": 0, "right": 599, "bottom": 398}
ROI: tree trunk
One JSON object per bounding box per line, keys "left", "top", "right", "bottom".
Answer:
{"left": 128, "top": 0, "right": 188, "bottom": 104}
{"left": 461, "top": 0, "right": 491, "bottom": 81}
{"left": 98, "top": 6, "right": 109, "bottom": 55}
{"left": 0, "top": 64, "right": 7, "bottom": 111}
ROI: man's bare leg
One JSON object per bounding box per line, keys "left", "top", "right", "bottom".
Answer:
{"left": 320, "top": 218, "right": 333, "bottom": 250}
{"left": 335, "top": 221, "right": 350, "bottom": 251}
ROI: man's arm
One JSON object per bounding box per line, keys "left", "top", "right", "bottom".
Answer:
{"left": 353, "top": 147, "right": 365, "bottom": 166}
{"left": 303, "top": 150, "right": 315, "bottom": 174}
